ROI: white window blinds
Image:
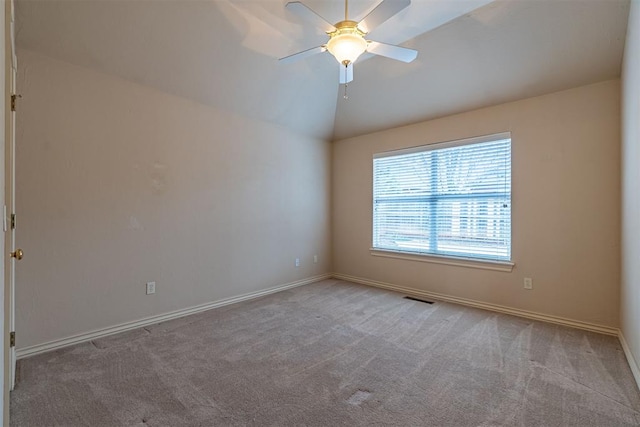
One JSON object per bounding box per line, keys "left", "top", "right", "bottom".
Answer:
{"left": 373, "top": 133, "right": 511, "bottom": 262}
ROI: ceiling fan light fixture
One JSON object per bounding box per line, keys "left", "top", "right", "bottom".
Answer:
{"left": 326, "top": 22, "right": 368, "bottom": 65}
{"left": 281, "top": 0, "right": 418, "bottom": 86}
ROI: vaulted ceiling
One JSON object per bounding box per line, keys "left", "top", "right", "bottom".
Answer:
{"left": 15, "top": 0, "right": 630, "bottom": 141}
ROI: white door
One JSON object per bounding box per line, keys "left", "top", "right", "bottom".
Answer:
{"left": 7, "top": 0, "right": 18, "bottom": 391}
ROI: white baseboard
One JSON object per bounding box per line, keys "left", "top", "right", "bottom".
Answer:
{"left": 618, "top": 330, "right": 640, "bottom": 390}
{"left": 17, "top": 273, "right": 332, "bottom": 360}
{"left": 332, "top": 273, "right": 619, "bottom": 336}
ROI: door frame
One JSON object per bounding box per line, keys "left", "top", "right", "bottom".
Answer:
{"left": 3, "top": 0, "right": 13, "bottom": 424}
{"left": 6, "top": 0, "right": 15, "bottom": 394}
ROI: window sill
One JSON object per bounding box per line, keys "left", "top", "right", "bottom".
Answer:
{"left": 369, "top": 248, "right": 515, "bottom": 272}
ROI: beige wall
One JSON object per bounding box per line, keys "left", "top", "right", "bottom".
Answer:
{"left": 621, "top": 0, "right": 640, "bottom": 379}
{"left": 15, "top": 49, "right": 331, "bottom": 349}
{"left": 333, "top": 80, "right": 621, "bottom": 328}
{"left": 14, "top": 45, "right": 626, "bottom": 353}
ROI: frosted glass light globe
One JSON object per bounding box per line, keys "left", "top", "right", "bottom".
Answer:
{"left": 327, "top": 33, "right": 367, "bottom": 65}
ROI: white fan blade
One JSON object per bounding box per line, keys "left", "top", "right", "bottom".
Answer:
{"left": 339, "top": 63, "right": 353, "bottom": 84}
{"left": 279, "top": 46, "right": 326, "bottom": 64}
{"left": 358, "top": 0, "right": 411, "bottom": 34}
{"left": 367, "top": 41, "right": 417, "bottom": 63}
{"left": 286, "top": 2, "right": 336, "bottom": 33}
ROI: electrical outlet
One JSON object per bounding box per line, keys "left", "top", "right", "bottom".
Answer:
{"left": 295, "top": 258, "right": 300, "bottom": 267}
{"left": 524, "top": 278, "right": 533, "bottom": 290}
{"left": 314, "top": 255, "right": 318, "bottom": 263}
{"left": 146, "top": 281, "right": 156, "bottom": 295}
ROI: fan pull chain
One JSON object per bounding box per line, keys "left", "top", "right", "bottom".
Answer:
{"left": 343, "top": 65, "right": 349, "bottom": 99}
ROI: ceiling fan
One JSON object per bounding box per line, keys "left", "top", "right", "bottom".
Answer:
{"left": 280, "top": 0, "right": 418, "bottom": 86}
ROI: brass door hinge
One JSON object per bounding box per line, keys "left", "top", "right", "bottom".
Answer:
{"left": 10, "top": 331, "right": 15, "bottom": 348}
{"left": 10, "top": 94, "right": 20, "bottom": 112}
{"left": 11, "top": 213, "right": 15, "bottom": 230}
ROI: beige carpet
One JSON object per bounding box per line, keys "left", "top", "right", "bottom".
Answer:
{"left": 10, "top": 279, "right": 640, "bottom": 426}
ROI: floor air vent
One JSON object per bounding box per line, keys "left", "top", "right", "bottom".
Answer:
{"left": 404, "top": 296, "right": 435, "bottom": 304}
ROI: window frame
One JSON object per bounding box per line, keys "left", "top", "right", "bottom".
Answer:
{"left": 371, "top": 132, "right": 514, "bottom": 272}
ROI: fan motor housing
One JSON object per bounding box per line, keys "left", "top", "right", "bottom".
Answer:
{"left": 329, "top": 20, "right": 367, "bottom": 37}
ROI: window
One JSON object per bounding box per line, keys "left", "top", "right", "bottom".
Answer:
{"left": 372, "top": 133, "right": 511, "bottom": 262}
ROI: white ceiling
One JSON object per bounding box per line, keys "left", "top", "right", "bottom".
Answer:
{"left": 15, "top": 0, "right": 630, "bottom": 141}
{"left": 332, "top": 0, "right": 630, "bottom": 140}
